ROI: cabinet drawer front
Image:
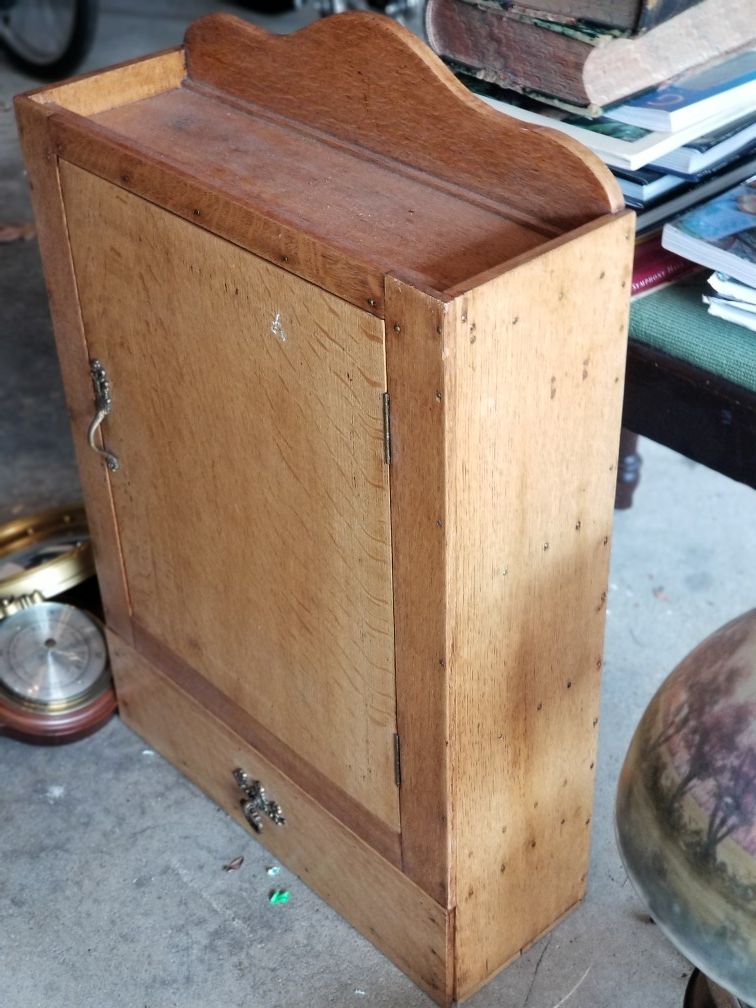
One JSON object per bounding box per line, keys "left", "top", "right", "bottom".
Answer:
{"left": 109, "top": 631, "right": 451, "bottom": 1006}
{"left": 61, "top": 163, "right": 400, "bottom": 831}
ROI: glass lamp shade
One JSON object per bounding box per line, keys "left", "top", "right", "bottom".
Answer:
{"left": 616, "top": 609, "right": 756, "bottom": 1005}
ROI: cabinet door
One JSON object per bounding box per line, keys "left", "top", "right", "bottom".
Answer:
{"left": 60, "top": 164, "right": 400, "bottom": 832}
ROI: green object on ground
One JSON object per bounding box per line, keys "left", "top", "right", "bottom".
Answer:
{"left": 268, "top": 888, "right": 290, "bottom": 905}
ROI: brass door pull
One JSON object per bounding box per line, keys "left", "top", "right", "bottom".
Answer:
{"left": 87, "top": 359, "right": 120, "bottom": 472}
{"left": 233, "top": 768, "right": 286, "bottom": 833}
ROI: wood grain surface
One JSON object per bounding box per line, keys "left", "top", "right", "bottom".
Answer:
{"left": 25, "top": 48, "right": 184, "bottom": 115}
{"left": 50, "top": 109, "right": 391, "bottom": 315}
{"left": 183, "top": 13, "right": 622, "bottom": 230}
{"left": 132, "top": 622, "right": 402, "bottom": 867}
{"left": 444, "top": 214, "right": 633, "bottom": 999}
{"left": 17, "top": 20, "right": 635, "bottom": 1002}
{"left": 60, "top": 163, "right": 401, "bottom": 832}
{"left": 13, "top": 97, "right": 133, "bottom": 640}
{"left": 109, "top": 630, "right": 454, "bottom": 1007}
{"left": 384, "top": 277, "right": 453, "bottom": 906}
{"left": 89, "top": 83, "right": 550, "bottom": 292}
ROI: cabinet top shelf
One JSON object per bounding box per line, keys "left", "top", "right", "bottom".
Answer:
{"left": 18, "top": 12, "right": 626, "bottom": 310}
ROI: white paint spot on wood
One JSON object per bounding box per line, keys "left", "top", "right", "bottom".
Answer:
{"left": 271, "top": 311, "right": 288, "bottom": 342}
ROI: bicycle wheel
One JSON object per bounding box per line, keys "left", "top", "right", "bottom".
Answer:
{"left": 0, "top": 0, "right": 98, "bottom": 80}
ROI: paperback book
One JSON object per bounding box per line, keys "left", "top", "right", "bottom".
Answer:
{"left": 473, "top": 84, "right": 756, "bottom": 169}
{"left": 661, "top": 175, "right": 756, "bottom": 287}
{"left": 606, "top": 49, "right": 756, "bottom": 132}
{"left": 649, "top": 112, "right": 756, "bottom": 175}
{"left": 708, "top": 272, "right": 756, "bottom": 303}
{"left": 636, "top": 152, "right": 756, "bottom": 234}
{"left": 703, "top": 272, "right": 756, "bottom": 331}
{"left": 613, "top": 165, "right": 688, "bottom": 204}
{"left": 703, "top": 296, "right": 756, "bottom": 330}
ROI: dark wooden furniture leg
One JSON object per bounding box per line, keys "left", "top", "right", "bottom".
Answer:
{"left": 615, "top": 427, "right": 642, "bottom": 510}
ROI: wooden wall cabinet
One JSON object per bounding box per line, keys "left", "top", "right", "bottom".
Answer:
{"left": 16, "top": 14, "right": 633, "bottom": 1004}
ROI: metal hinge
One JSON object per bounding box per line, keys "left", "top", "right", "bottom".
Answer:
{"left": 382, "top": 392, "right": 392, "bottom": 465}
{"left": 393, "top": 733, "right": 401, "bottom": 788}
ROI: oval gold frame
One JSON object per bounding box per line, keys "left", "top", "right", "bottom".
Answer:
{"left": 0, "top": 504, "right": 94, "bottom": 600}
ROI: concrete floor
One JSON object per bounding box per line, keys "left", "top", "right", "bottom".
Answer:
{"left": 1, "top": 3, "right": 755, "bottom": 1006}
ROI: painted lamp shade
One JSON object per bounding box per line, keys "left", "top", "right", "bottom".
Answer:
{"left": 616, "top": 610, "right": 756, "bottom": 1004}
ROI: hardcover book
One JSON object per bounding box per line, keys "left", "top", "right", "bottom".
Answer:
{"left": 478, "top": 0, "right": 705, "bottom": 34}
{"left": 631, "top": 233, "right": 702, "bottom": 297}
{"left": 425, "top": 0, "right": 754, "bottom": 111}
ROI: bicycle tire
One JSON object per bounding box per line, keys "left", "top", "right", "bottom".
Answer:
{"left": 0, "top": 0, "right": 98, "bottom": 80}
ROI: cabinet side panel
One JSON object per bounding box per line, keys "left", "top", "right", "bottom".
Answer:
{"left": 385, "top": 278, "right": 452, "bottom": 907}
{"left": 109, "top": 630, "right": 454, "bottom": 1008}
{"left": 14, "top": 98, "right": 132, "bottom": 640}
{"left": 447, "top": 215, "right": 634, "bottom": 1000}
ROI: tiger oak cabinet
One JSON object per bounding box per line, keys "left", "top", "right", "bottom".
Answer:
{"left": 16, "top": 13, "right": 633, "bottom": 1005}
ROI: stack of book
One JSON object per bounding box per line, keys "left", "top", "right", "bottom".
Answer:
{"left": 662, "top": 175, "right": 756, "bottom": 331}
{"left": 425, "top": 0, "right": 756, "bottom": 296}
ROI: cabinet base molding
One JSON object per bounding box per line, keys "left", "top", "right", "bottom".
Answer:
{"left": 108, "top": 631, "right": 455, "bottom": 1006}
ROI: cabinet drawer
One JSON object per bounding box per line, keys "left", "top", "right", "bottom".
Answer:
{"left": 107, "top": 630, "right": 452, "bottom": 1005}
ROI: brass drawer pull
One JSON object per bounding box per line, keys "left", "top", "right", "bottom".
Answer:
{"left": 233, "top": 768, "right": 286, "bottom": 833}
{"left": 87, "top": 359, "right": 120, "bottom": 472}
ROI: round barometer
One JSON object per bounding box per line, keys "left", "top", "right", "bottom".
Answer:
{"left": 0, "top": 506, "right": 116, "bottom": 743}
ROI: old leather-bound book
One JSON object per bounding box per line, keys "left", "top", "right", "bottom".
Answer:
{"left": 482, "top": 0, "right": 706, "bottom": 33}
{"left": 425, "top": 0, "right": 754, "bottom": 111}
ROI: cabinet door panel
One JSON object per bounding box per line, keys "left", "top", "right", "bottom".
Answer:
{"left": 61, "top": 163, "right": 400, "bottom": 830}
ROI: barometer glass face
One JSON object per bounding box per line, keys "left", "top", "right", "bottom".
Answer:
{"left": 0, "top": 602, "right": 109, "bottom": 712}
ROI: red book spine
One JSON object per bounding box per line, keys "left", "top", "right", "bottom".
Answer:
{"left": 631, "top": 235, "right": 700, "bottom": 296}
